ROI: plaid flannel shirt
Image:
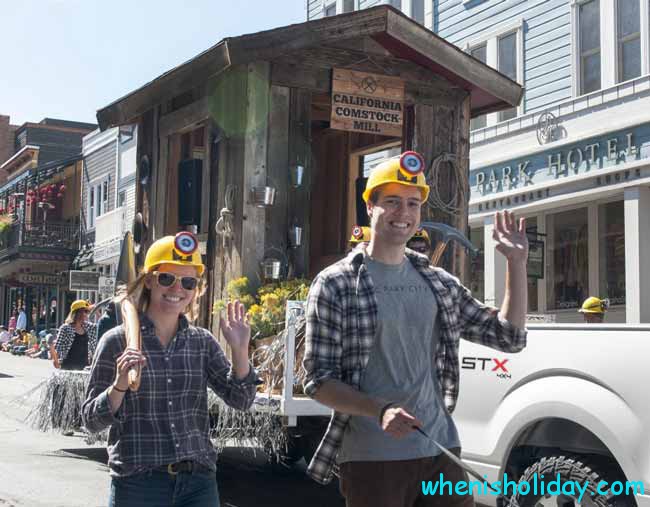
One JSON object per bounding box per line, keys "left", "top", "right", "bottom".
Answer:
{"left": 82, "top": 314, "right": 258, "bottom": 477}
{"left": 54, "top": 322, "right": 98, "bottom": 365}
{"left": 303, "top": 247, "right": 527, "bottom": 484}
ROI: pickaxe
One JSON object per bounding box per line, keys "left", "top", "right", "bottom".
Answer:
{"left": 419, "top": 221, "right": 478, "bottom": 266}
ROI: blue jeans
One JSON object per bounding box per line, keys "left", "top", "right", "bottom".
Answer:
{"left": 108, "top": 469, "right": 219, "bottom": 507}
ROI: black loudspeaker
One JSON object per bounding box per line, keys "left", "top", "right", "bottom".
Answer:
{"left": 355, "top": 176, "right": 369, "bottom": 226}
{"left": 178, "top": 159, "right": 202, "bottom": 228}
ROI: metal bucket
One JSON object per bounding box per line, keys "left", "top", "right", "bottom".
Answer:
{"left": 289, "top": 226, "right": 302, "bottom": 248}
{"left": 290, "top": 165, "right": 304, "bottom": 187}
{"left": 250, "top": 186, "right": 276, "bottom": 207}
{"left": 261, "top": 258, "right": 282, "bottom": 280}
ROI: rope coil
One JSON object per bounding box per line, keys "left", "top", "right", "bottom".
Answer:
{"left": 425, "top": 152, "right": 468, "bottom": 216}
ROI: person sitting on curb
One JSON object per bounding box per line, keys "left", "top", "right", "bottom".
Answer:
{"left": 303, "top": 151, "right": 529, "bottom": 507}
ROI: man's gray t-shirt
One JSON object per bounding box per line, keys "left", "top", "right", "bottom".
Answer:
{"left": 338, "top": 255, "right": 460, "bottom": 463}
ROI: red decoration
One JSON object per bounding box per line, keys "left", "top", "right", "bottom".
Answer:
{"left": 59, "top": 184, "right": 66, "bottom": 192}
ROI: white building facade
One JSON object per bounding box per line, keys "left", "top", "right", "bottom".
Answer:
{"left": 307, "top": 0, "right": 650, "bottom": 323}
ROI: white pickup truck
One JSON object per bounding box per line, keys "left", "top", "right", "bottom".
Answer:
{"left": 454, "top": 323, "right": 650, "bottom": 507}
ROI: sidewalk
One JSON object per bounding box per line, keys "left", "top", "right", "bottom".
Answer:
{"left": 0, "top": 353, "right": 109, "bottom": 507}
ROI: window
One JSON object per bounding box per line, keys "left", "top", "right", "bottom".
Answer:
{"left": 498, "top": 32, "right": 518, "bottom": 122}
{"left": 118, "top": 190, "right": 126, "bottom": 208}
{"left": 547, "top": 208, "right": 589, "bottom": 310}
{"left": 389, "top": 0, "right": 402, "bottom": 9}
{"left": 465, "top": 19, "right": 523, "bottom": 130}
{"left": 87, "top": 177, "right": 109, "bottom": 229}
{"left": 579, "top": 0, "right": 601, "bottom": 94}
{"left": 343, "top": 0, "right": 355, "bottom": 13}
{"left": 324, "top": 2, "right": 336, "bottom": 16}
{"left": 411, "top": 0, "right": 425, "bottom": 25}
{"left": 470, "top": 44, "right": 488, "bottom": 131}
{"left": 598, "top": 201, "right": 625, "bottom": 305}
{"left": 617, "top": 0, "right": 642, "bottom": 82}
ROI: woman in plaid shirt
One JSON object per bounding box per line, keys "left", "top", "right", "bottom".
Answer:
{"left": 303, "top": 153, "right": 529, "bottom": 507}
{"left": 83, "top": 232, "right": 258, "bottom": 507}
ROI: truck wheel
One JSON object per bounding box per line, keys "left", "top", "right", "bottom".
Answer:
{"left": 508, "top": 455, "right": 636, "bottom": 507}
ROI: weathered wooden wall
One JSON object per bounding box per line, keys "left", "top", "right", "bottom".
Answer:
{"left": 412, "top": 95, "right": 471, "bottom": 283}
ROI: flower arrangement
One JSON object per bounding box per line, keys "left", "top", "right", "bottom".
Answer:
{"left": 213, "top": 277, "right": 310, "bottom": 340}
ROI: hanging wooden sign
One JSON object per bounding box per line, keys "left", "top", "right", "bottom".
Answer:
{"left": 330, "top": 68, "right": 404, "bottom": 137}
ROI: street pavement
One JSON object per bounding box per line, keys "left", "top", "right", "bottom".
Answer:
{"left": 0, "top": 352, "right": 344, "bottom": 507}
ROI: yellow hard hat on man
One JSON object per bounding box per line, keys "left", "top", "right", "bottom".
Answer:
{"left": 578, "top": 296, "right": 608, "bottom": 314}
{"left": 362, "top": 151, "right": 430, "bottom": 203}
{"left": 144, "top": 232, "right": 205, "bottom": 276}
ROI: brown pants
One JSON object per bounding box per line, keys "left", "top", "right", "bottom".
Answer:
{"left": 339, "top": 449, "right": 476, "bottom": 507}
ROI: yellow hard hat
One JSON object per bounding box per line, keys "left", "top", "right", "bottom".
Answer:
{"left": 70, "top": 300, "right": 92, "bottom": 313}
{"left": 578, "top": 296, "right": 608, "bottom": 314}
{"left": 349, "top": 225, "right": 371, "bottom": 244}
{"left": 144, "top": 232, "right": 205, "bottom": 276}
{"left": 362, "top": 151, "right": 430, "bottom": 203}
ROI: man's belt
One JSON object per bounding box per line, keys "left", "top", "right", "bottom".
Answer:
{"left": 157, "top": 461, "right": 211, "bottom": 475}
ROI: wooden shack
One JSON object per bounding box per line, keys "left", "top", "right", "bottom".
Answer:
{"left": 96, "top": 5, "right": 522, "bottom": 332}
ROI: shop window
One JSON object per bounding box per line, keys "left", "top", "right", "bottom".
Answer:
{"left": 469, "top": 227, "right": 484, "bottom": 302}
{"left": 470, "top": 44, "right": 488, "bottom": 131}
{"left": 617, "top": 0, "right": 642, "bottom": 82}
{"left": 598, "top": 201, "right": 625, "bottom": 305}
{"left": 547, "top": 208, "right": 589, "bottom": 310}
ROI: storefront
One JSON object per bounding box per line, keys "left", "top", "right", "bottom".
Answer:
{"left": 2, "top": 268, "right": 74, "bottom": 331}
{"left": 469, "top": 121, "right": 650, "bottom": 324}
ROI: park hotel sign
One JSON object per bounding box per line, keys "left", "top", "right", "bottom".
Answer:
{"left": 471, "top": 126, "right": 649, "bottom": 199}
{"left": 330, "top": 68, "right": 404, "bottom": 137}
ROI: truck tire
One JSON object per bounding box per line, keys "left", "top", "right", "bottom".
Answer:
{"left": 508, "top": 455, "right": 636, "bottom": 507}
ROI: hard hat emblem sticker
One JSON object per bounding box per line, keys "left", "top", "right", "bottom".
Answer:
{"left": 174, "top": 232, "right": 198, "bottom": 256}
{"left": 399, "top": 151, "right": 425, "bottom": 178}
{"left": 352, "top": 226, "right": 363, "bottom": 240}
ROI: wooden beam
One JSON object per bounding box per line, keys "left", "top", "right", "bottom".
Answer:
{"left": 159, "top": 96, "right": 209, "bottom": 138}
{"left": 271, "top": 63, "right": 331, "bottom": 94}
{"left": 288, "top": 88, "right": 312, "bottom": 277}
{"left": 241, "top": 62, "right": 271, "bottom": 286}
{"left": 266, "top": 86, "right": 291, "bottom": 255}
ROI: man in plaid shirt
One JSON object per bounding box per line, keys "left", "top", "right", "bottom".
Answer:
{"left": 303, "top": 152, "right": 529, "bottom": 507}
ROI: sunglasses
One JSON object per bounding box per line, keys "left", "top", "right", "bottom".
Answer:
{"left": 152, "top": 271, "right": 200, "bottom": 290}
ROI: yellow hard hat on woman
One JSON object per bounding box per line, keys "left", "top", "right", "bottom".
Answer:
{"left": 143, "top": 232, "right": 205, "bottom": 276}
{"left": 363, "top": 151, "right": 430, "bottom": 203}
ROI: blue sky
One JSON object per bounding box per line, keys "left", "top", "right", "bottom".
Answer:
{"left": 0, "top": 0, "right": 307, "bottom": 126}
